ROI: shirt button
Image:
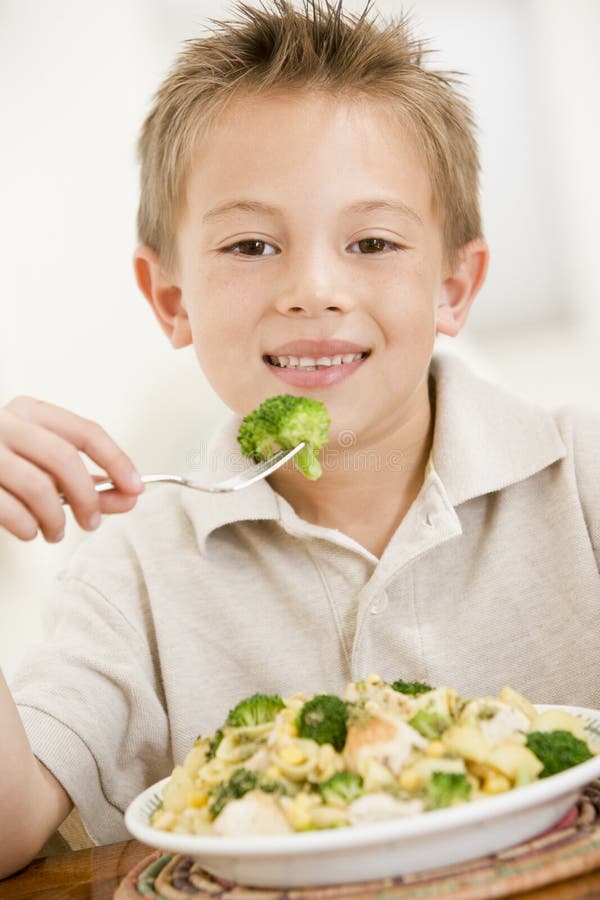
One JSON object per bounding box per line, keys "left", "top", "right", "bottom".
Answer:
{"left": 369, "top": 591, "right": 389, "bottom": 615}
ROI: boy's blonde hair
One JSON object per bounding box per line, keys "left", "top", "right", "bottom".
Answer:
{"left": 137, "top": 0, "right": 482, "bottom": 273}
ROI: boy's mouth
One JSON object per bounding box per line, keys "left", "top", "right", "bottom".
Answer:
{"left": 265, "top": 351, "right": 368, "bottom": 370}
{"left": 262, "top": 341, "right": 370, "bottom": 388}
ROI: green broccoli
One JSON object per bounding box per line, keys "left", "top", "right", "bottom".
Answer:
{"left": 226, "top": 693, "right": 285, "bottom": 728}
{"left": 391, "top": 679, "right": 433, "bottom": 696}
{"left": 409, "top": 709, "right": 451, "bottom": 740}
{"left": 209, "top": 767, "right": 279, "bottom": 818}
{"left": 296, "top": 694, "right": 348, "bottom": 751}
{"left": 237, "top": 394, "right": 330, "bottom": 480}
{"left": 525, "top": 730, "right": 593, "bottom": 777}
{"left": 319, "top": 771, "right": 363, "bottom": 804}
{"left": 426, "top": 772, "right": 471, "bottom": 809}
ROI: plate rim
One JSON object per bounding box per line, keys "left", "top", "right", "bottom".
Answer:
{"left": 124, "top": 702, "right": 600, "bottom": 858}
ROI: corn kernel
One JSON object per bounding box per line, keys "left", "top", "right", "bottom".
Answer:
{"left": 279, "top": 745, "right": 307, "bottom": 765}
{"left": 399, "top": 768, "right": 421, "bottom": 791}
{"left": 425, "top": 740, "right": 445, "bottom": 758}
{"left": 186, "top": 791, "right": 208, "bottom": 808}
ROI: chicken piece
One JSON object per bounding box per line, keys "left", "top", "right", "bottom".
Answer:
{"left": 344, "top": 715, "right": 427, "bottom": 775}
{"left": 212, "top": 790, "right": 293, "bottom": 836}
{"left": 349, "top": 792, "right": 423, "bottom": 825}
{"left": 460, "top": 698, "right": 530, "bottom": 745}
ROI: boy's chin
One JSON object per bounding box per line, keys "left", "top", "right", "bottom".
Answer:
{"left": 324, "top": 421, "right": 362, "bottom": 453}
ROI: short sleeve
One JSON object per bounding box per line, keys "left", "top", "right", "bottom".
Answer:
{"left": 570, "top": 408, "right": 600, "bottom": 572}
{"left": 10, "top": 570, "right": 170, "bottom": 845}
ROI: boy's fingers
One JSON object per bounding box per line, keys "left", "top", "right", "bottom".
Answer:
{"left": 0, "top": 450, "right": 66, "bottom": 542}
{"left": 0, "top": 418, "right": 142, "bottom": 530}
{"left": 0, "top": 419, "right": 107, "bottom": 532}
{"left": 0, "top": 485, "right": 39, "bottom": 541}
{"left": 5, "top": 397, "right": 141, "bottom": 494}
{"left": 0, "top": 399, "right": 144, "bottom": 535}
{"left": 96, "top": 485, "right": 141, "bottom": 516}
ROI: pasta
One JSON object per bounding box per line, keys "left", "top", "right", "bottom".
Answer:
{"left": 150, "top": 676, "right": 595, "bottom": 837}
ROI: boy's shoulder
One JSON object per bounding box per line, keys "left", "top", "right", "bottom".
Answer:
{"left": 431, "top": 350, "right": 600, "bottom": 506}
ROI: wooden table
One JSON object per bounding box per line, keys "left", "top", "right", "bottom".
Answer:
{"left": 0, "top": 840, "right": 150, "bottom": 900}
{"left": 2, "top": 840, "right": 600, "bottom": 900}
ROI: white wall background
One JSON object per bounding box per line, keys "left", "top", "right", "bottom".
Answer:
{"left": 1, "top": 0, "right": 599, "bottom": 677}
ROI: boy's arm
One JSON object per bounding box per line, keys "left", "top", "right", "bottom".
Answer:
{"left": 0, "top": 671, "right": 72, "bottom": 878}
{"left": 0, "top": 396, "right": 144, "bottom": 876}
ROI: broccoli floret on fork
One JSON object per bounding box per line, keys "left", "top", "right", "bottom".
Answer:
{"left": 237, "top": 394, "right": 330, "bottom": 480}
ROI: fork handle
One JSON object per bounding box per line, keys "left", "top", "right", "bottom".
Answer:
{"left": 97, "top": 474, "right": 186, "bottom": 490}
{"left": 59, "top": 474, "right": 185, "bottom": 505}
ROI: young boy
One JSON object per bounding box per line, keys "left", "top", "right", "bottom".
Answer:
{"left": 1, "top": 0, "right": 599, "bottom": 876}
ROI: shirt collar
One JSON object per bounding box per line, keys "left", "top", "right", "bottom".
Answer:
{"left": 181, "top": 415, "right": 281, "bottom": 553}
{"left": 429, "top": 351, "right": 566, "bottom": 506}
{"left": 183, "top": 351, "right": 567, "bottom": 550}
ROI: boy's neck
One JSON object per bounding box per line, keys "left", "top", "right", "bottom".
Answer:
{"left": 268, "top": 386, "right": 435, "bottom": 559}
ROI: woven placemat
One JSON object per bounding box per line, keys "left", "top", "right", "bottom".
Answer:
{"left": 115, "top": 781, "right": 600, "bottom": 900}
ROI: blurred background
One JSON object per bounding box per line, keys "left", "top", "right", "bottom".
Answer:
{"left": 1, "top": 0, "right": 599, "bottom": 677}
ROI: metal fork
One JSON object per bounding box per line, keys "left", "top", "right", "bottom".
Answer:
{"left": 60, "top": 443, "right": 305, "bottom": 503}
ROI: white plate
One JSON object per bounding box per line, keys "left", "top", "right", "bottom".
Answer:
{"left": 124, "top": 704, "right": 600, "bottom": 888}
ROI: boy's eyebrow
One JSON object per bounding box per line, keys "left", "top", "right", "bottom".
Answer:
{"left": 344, "top": 199, "right": 424, "bottom": 227}
{"left": 202, "top": 198, "right": 424, "bottom": 226}
{"left": 203, "top": 200, "right": 279, "bottom": 223}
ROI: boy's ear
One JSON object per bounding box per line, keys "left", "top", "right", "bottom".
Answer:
{"left": 435, "top": 238, "right": 489, "bottom": 337}
{"left": 133, "top": 245, "right": 192, "bottom": 349}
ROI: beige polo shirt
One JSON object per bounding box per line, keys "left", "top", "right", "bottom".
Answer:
{"left": 10, "top": 351, "right": 600, "bottom": 845}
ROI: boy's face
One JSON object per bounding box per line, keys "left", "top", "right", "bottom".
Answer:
{"left": 144, "top": 91, "right": 485, "bottom": 449}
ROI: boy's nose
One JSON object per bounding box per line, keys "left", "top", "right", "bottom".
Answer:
{"left": 274, "top": 259, "right": 353, "bottom": 317}
{"left": 278, "top": 296, "right": 346, "bottom": 316}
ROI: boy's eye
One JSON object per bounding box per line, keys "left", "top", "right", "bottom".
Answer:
{"left": 225, "top": 239, "right": 278, "bottom": 256}
{"left": 350, "top": 237, "right": 397, "bottom": 254}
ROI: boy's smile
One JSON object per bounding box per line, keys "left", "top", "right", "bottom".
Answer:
{"left": 265, "top": 339, "right": 370, "bottom": 388}
{"left": 139, "top": 90, "right": 486, "bottom": 457}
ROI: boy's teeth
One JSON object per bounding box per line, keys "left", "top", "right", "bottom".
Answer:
{"left": 269, "top": 352, "right": 365, "bottom": 369}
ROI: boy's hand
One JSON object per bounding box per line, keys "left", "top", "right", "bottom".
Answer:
{"left": 0, "top": 396, "right": 143, "bottom": 543}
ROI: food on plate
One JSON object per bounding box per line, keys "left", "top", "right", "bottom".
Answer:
{"left": 525, "top": 729, "right": 593, "bottom": 777}
{"left": 149, "top": 676, "right": 595, "bottom": 836}
{"left": 237, "top": 394, "right": 330, "bottom": 480}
